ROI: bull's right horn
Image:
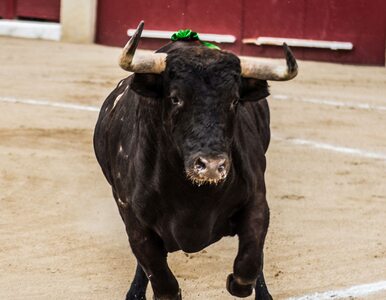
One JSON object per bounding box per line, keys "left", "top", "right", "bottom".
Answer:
{"left": 119, "top": 21, "right": 167, "bottom": 74}
{"left": 239, "top": 43, "right": 298, "bottom": 81}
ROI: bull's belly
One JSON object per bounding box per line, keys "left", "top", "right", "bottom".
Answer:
{"left": 156, "top": 215, "right": 233, "bottom": 253}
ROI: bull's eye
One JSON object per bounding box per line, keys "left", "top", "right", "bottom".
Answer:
{"left": 231, "top": 98, "right": 239, "bottom": 108}
{"left": 170, "top": 96, "right": 182, "bottom": 106}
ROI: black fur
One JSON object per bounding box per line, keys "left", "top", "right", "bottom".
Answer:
{"left": 94, "top": 44, "right": 272, "bottom": 299}
{"left": 126, "top": 263, "right": 148, "bottom": 300}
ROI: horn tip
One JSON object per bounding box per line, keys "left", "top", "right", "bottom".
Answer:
{"left": 138, "top": 20, "right": 145, "bottom": 30}
{"left": 120, "top": 20, "right": 145, "bottom": 71}
{"left": 283, "top": 43, "right": 298, "bottom": 76}
{"left": 135, "top": 21, "right": 145, "bottom": 37}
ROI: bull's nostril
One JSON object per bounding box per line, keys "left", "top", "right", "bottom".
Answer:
{"left": 189, "top": 155, "right": 229, "bottom": 184}
{"left": 218, "top": 164, "right": 226, "bottom": 173}
{"left": 194, "top": 157, "right": 206, "bottom": 172}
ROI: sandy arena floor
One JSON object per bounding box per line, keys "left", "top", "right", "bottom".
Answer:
{"left": 0, "top": 37, "right": 385, "bottom": 300}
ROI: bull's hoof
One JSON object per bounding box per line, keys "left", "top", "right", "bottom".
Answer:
{"left": 126, "top": 289, "right": 146, "bottom": 300}
{"left": 255, "top": 289, "right": 273, "bottom": 300}
{"left": 153, "top": 289, "right": 182, "bottom": 300}
{"left": 226, "top": 274, "right": 253, "bottom": 298}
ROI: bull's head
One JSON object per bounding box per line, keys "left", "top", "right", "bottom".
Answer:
{"left": 120, "top": 21, "right": 298, "bottom": 186}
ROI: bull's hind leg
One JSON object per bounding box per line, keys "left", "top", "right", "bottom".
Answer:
{"left": 126, "top": 263, "right": 149, "bottom": 300}
{"left": 226, "top": 198, "right": 271, "bottom": 298}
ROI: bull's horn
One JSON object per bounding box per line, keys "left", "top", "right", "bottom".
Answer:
{"left": 240, "top": 43, "right": 298, "bottom": 81}
{"left": 119, "top": 21, "right": 167, "bottom": 73}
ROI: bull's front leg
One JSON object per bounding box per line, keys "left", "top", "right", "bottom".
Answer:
{"left": 126, "top": 263, "right": 148, "bottom": 300}
{"left": 226, "top": 195, "right": 272, "bottom": 299}
{"left": 123, "top": 211, "right": 181, "bottom": 300}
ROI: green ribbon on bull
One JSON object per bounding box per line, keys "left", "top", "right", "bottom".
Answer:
{"left": 171, "top": 29, "right": 221, "bottom": 50}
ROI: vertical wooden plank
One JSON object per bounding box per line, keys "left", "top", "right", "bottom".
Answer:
{"left": 3, "top": 0, "right": 16, "bottom": 19}
{"left": 0, "top": 1, "right": 5, "bottom": 17}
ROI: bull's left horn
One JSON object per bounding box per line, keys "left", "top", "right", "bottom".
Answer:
{"left": 119, "top": 21, "right": 167, "bottom": 73}
{"left": 240, "top": 43, "right": 298, "bottom": 81}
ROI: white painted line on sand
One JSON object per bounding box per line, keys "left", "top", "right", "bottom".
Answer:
{"left": 287, "top": 280, "right": 386, "bottom": 300}
{"left": 2, "top": 96, "right": 386, "bottom": 162}
{"left": 4, "top": 95, "right": 386, "bottom": 114}
{"left": 274, "top": 136, "right": 386, "bottom": 161}
{"left": 0, "top": 96, "right": 99, "bottom": 112}
{"left": 272, "top": 94, "right": 386, "bottom": 112}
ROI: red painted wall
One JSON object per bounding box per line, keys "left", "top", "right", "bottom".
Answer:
{"left": 96, "top": 0, "right": 242, "bottom": 52}
{"left": 242, "top": 0, "right": 306, "bottom": 61}
{"left": 0, "top": 0, "right": 60, "bottom": 22}
{"left": 305, "top": 0, "right": 386, "bottom": 65}
{"left": 0, "top": 1, "right": 5, "bottom": 17}
{"left": 242, "top": 0, "right": 386, "bottom": 65}
{"left": 0, "top": 0, "right": 16, "bottom": 19}
{"left": 182, "top": 0, "right": 242, "bottom": 53}
{"left": 96, "top": 0, "right": 386, "bottom": 65}
{"left": 16, "top": 0, "right": 60, "bottom": 21}
{"left": 97, "top": 0, "right": 184, "bottom": 49}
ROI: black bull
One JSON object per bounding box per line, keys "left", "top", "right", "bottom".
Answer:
{"left": 94, "top": 26, "right": 297, "bottom": 300}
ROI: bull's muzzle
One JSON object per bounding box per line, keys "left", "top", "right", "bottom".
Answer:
{"left": 186, "top": 154, "right": 230, "bottom": 186}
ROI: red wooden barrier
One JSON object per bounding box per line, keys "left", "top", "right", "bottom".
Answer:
{"left": 0, "top": 0, "right": 60, "bottom": 22}
{"left": 0, "top": 0, "right": 16, "bottom": 19}
{"left": 242, "top": 0, "right": 386, "bottom": 65}
{"left": 242, "top": 0, "right": 306, "bottom": 61}
{"left": 96, "top": 0, "right": 386, "bottom": 65}
{"left": 182, "top": 0, "right": 241, "bottom": 53}
{"left": 96, "top": 0, "right": 185, "bottom": 48}
{"left": 302, "top": 0, "right": 386, "bottom": 65}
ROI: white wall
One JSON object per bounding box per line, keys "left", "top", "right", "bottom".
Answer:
{"left": 60, "top": 0, "right": 97, "bottom": 43}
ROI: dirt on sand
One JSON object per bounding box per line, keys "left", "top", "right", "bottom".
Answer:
{"left": 0, "top": 37, "right": 385, "bottom": 299}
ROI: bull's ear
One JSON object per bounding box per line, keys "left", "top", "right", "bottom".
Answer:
{"left": 240, "top": 78, "right": 270, "bottom": 102}
{"left": 130, "top": 73, "right": 163, "bottom": 98}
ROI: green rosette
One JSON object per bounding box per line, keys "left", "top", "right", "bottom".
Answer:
{"left": 200, "top": 41, "right": 221, "bottom": 50}
{"left": 171, "top": 29, "right": 221, "bottom": 50}
{"left": 171, "top": 29, "right": 199, "bottom": 41}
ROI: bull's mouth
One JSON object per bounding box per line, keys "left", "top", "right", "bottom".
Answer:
{"left": 185, "top": 171, "right": 226, "bottom": 186}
